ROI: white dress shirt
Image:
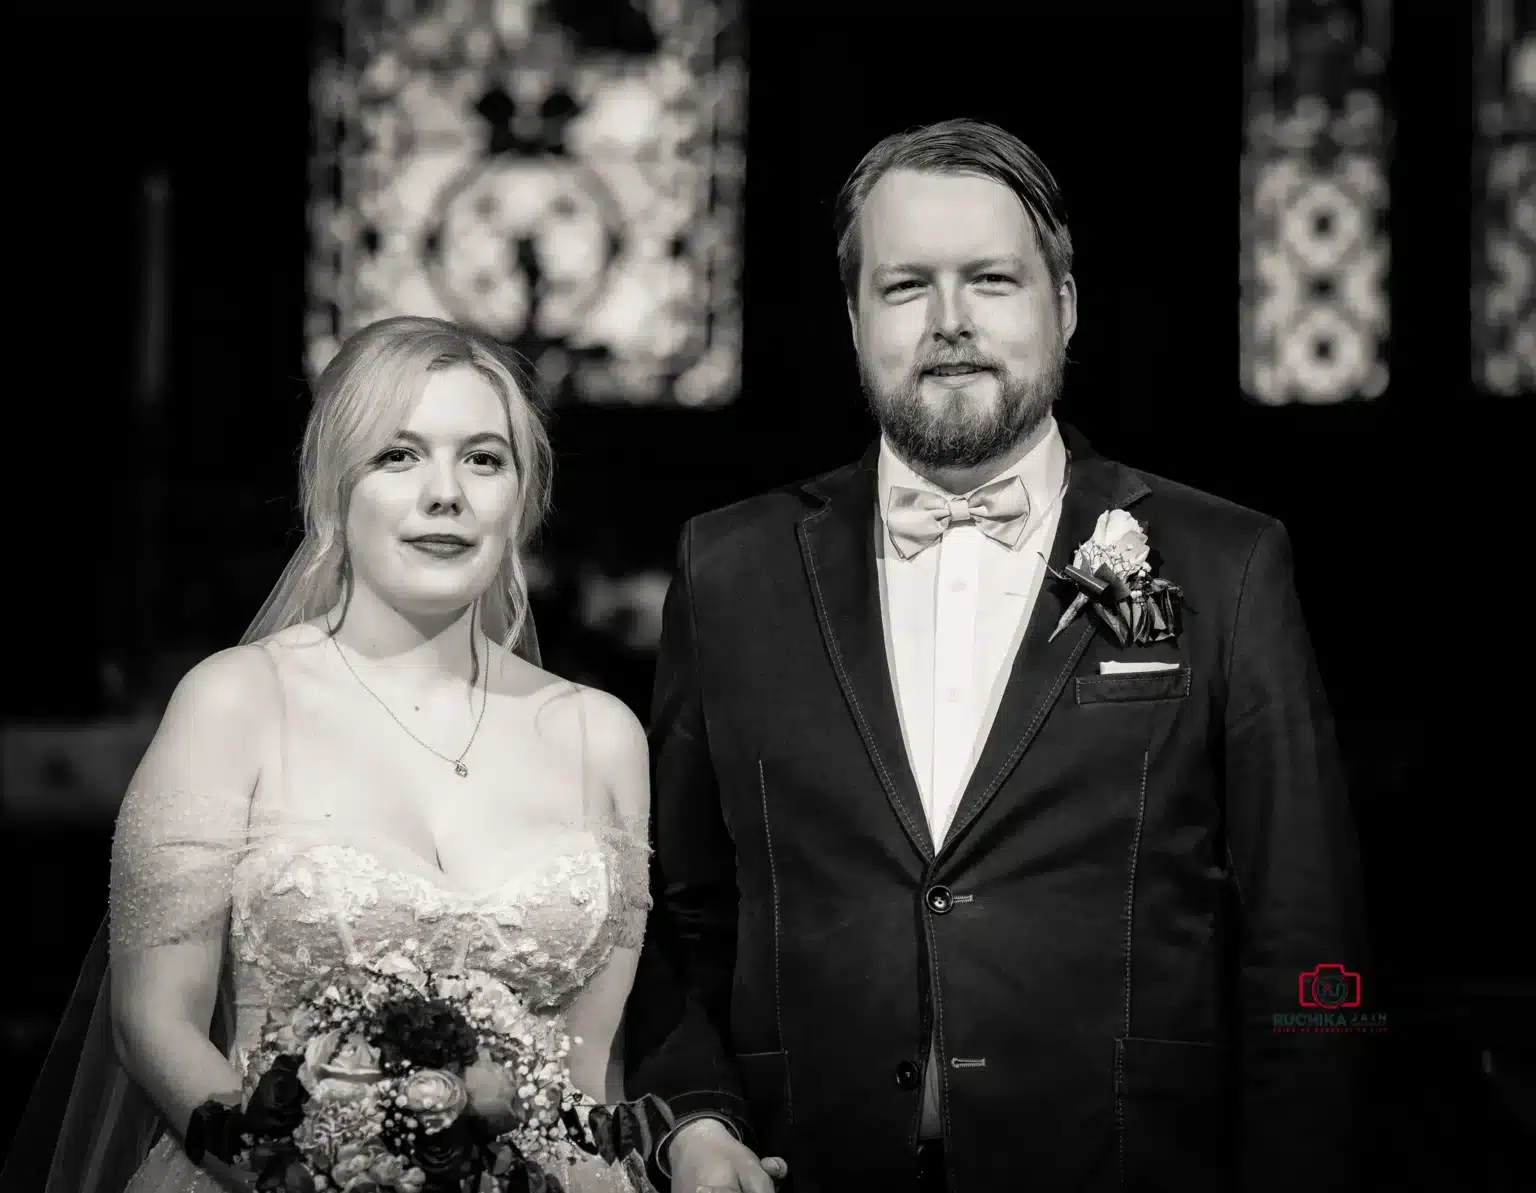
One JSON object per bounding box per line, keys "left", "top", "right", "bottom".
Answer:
{"left": 876, "top": 417, "right": 1069, "bottom": 848}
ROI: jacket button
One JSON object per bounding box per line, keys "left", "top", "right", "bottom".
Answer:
{"left": 925, "top": 885, "right": 954, "bottom": 914}
{"left": 894, "top": 1060, "right": 921, "bottom": 1090}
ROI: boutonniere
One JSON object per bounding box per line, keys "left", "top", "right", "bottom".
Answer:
{"left": 1046, "top": 509, "right": 1183, "bottom": 646}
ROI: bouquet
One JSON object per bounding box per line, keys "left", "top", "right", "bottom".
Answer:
{"left": 186, "top": 954, "right": 647, "bottom": 1192}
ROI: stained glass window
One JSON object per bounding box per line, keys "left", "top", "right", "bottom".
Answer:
{"left": 307, "top": 0, "right": 747, "bottom": 408}
{"left": 1241, "top": 0, "right": 1392, "bottom": 405}
{"left": 1474, "top": 0, "right": 1536, "bottom": 396}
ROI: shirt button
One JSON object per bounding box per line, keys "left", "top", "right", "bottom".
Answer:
{"left": 949, "top": 579, "right": 967, "bottom": 592}
{"left": 943, "top": 687, "right": 962, "bottom": 703}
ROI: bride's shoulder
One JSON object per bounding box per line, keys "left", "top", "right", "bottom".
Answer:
{"left": 570, "top": 686, "right": 648, "bottom": 813}
{"left": 129, "top": 643, "right": 284, "bottom": 798}
{"left": 161, "top": 641, "right": 283, "bottom": 723}
{"left": 572, "top": 683, "right": 646, "bottom": 755}
{"left": 518, "top": 668, "right": 646, "bottom": 770}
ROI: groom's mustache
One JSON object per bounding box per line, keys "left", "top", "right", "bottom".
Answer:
{"left": 915, "top": 351, "right": 1002, "bottom": 374}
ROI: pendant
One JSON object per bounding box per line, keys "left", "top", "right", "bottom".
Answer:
{"left": 454, "top": 762, "right": 469, "bottom": 777}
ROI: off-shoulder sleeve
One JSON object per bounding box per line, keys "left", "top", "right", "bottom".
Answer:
{"left": 109, "top": 786, "right": 252, "bottom": 962}
{"left": 599, "top": 812, "right": 653, "bottom": 950}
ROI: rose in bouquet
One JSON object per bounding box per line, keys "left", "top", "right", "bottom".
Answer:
{"left": 185, "top": 955, "right": 636, "bottom": 1192}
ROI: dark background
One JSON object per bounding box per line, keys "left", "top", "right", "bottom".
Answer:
{"left": 4, "top": 1, "right": 1531, "bottom": 1186}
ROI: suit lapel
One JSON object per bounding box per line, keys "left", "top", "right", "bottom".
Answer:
{"left": 798, "top": 448, "right": 935, "bottom": 860}
{"left": 939, "top": 432, "right": 1153, "bottom": 859}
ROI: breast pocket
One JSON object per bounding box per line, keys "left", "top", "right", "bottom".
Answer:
{"left": 1074, "top": 665, "right": 1191, "bottom": 706}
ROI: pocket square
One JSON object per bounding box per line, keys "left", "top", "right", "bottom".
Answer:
{"left": 1099, "top": 660, "right": 1182, "bottom": 675}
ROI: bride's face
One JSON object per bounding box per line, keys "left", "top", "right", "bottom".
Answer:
{"left": 344, "top": 364, "right": 519, "bottom": 617}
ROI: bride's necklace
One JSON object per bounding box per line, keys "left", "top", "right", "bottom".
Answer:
{"left": 331, "top": 635, "right": 490, "bottom": 778}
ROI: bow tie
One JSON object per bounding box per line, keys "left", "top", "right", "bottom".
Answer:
{"left": 885, "top": 475, "right": 1032, "bottom": 560}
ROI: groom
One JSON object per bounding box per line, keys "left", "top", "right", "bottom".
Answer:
{"left": 624, "top": 119, "right": 1370, "bottom": 1192}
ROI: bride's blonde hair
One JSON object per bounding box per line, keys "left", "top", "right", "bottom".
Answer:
{"left": 242, "top": 316, "right": 553, "bottom": 649}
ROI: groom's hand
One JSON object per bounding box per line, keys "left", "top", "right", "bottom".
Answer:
{"left": 666, "top": 1117, "right": 786, "bottom": 1192}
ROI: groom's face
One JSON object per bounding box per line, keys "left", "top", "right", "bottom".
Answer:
{"left": 849, "top": 169, "right": 1076, "bottom": 470}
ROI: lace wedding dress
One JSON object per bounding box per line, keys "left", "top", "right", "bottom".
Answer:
{"left": 20, "top": 639, "right": 660, "bottom": 1193}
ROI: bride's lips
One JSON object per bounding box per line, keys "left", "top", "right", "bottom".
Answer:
{"left": 404, "top": 534, "right": 476, "bottom": 559}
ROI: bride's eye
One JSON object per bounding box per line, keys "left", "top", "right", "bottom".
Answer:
{"left": 375, "top": 447, "right": 415, "bottom": 467}
{"left": 465, "top": 451, "right": 506, "bottom": 470}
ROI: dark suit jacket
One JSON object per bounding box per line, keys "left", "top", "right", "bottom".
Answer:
{"left": 625, "top": 426, "right": 1370, "bottom": 1192}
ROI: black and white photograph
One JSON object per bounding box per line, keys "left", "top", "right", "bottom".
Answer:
{"left": 1, "top": 1, "right": 1530, "bottom": 1190}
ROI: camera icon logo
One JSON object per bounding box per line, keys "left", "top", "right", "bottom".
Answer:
{"left": 1298, "top": 963, "right": 1362, "bottom": 1009}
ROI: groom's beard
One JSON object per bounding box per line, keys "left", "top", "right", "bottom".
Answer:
{"left": 860, "top": 333, "right": 1066, "bottom": 471}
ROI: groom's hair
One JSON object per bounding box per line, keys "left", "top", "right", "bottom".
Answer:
{"left": 834, "top": 118, "right": 1073, "bottom": 307}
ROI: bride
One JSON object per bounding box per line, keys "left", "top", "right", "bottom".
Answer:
{"left": 8, "top": 316, "right": 674, "bottom": 1192}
